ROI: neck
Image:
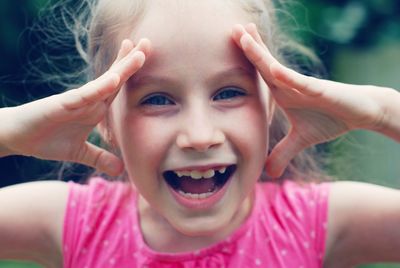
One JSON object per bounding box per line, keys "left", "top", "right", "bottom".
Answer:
{"left": 138, "top": 192, "right": 254, "bottom": 253}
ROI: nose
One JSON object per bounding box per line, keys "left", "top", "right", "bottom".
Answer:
{"left": 176, "top": 108, "right": 225, "bottom": 152}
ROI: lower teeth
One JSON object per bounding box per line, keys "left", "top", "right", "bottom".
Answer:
{"left": 178, "top": 188, "right": 217, "bottom": 199}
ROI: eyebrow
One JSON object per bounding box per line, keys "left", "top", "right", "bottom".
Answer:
{"left": 212, "top": 66, "right": 256, "bottom": 83}
{"left": 126, "top": 66, "right": 256, "bottom": 88}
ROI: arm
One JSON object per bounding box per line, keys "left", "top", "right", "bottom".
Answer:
{"left": 232, "top": 23, "right": 400, "bottom": 265}
{"left": 0, "top": 39, "right": 150, "bottom": 263}
{"left": 325, "top": 181, "right": 400, "bottom": 266}
{"left": 0, "top": 181, "right": 68, "bottom": 267}
{"left": 0, "top": 108, "right": 16, "bottom": 157}
{"left": 371, "top": 86, "right": 400, "bottom": 142}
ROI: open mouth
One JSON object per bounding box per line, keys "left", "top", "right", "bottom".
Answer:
{"left": 163, "top": 164, "right": 236, "bottom": 199}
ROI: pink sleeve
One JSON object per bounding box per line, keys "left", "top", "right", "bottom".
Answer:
{"left": 283, "top": 181, "right": 330, "bottom": 264}
{"left": 62, "top": 179, "right": 109, "bottom": 267}
{"left": 62, "top": 178, "right": 133, "bottom": 267}
{"left": 257, "top": 180, "right": 330, "bottom": 267}
{"left": 63, "top": 180, "right": 89, "bottom": 267}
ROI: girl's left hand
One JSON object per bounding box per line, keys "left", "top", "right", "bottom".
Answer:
{"left": 232, "top": 23, "right": 389, "bottom": 178}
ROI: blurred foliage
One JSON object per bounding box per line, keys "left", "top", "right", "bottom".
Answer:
{"left": 0, "top": 261, "right": 40, "bottom": 268}
{"left": 279, "top": 0, "right": 400, "bottom": 72}
{"left": 0, "top": 0, "right": 400, "bottom": 267}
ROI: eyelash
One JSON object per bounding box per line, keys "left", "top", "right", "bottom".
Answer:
{"left": 140, "top": 94, "right": 175, "bottom": 106}
{"left": 140, "top": 87, "right": 246, "bottom": 106}
{"left": 213, "top": 87, "right": 246, "bottom": 101}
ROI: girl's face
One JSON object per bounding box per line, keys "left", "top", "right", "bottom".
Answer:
{"left": 110, "top": 0, "right": 271, "bottom": 237}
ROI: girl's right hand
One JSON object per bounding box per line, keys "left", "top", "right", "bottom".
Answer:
{"left": 0, "top": 39, "right": 151, "bottom": 176}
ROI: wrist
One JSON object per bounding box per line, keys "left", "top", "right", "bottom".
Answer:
{"left": 0, "top": 107, "right": 17, "bottom": 157}
{"left": 371, "top": 86, "right": 400, "bottom": 142}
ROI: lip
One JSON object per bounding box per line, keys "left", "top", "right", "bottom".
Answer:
{"left": 166, "top": 163, "right": 234, "bottom": 172}
{"left": 165, "top": 167, "right": 235, "bottom": 210}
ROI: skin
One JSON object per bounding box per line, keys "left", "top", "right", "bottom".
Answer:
{"left": 1, "top": 0, "right": 400, "bottom": 267}
{"left": 108, "top": 0, "right": 269, "bottom": 251}
{"left": 0, "top": 39, "right": 150, "bottom": 266}
{"left": 232, "top": 23, "right": 400, "bottom": 266}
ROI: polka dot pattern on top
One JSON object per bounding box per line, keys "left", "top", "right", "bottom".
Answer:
{"left": 63, "top": 178, "right": 330, "bottom": 267}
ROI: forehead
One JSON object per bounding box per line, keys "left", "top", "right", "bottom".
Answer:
{"left": 129, "top": 0, "right": 254, "bottom": 77}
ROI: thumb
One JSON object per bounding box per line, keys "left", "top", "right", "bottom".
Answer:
{"left": 78, "top": 142, "right": 124, "bottom": 176}
{"left": 266, "top": 130, "right": 305, "bottom": 178}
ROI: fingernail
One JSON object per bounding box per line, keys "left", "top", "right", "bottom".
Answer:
{"left": 240, "top": 33, "right": 252, "bottom": 48}
{"left": 132, "top": 51, "right": 146, "bottom": 67}
{"left": 265, "top": 162, "right": 280, "bottom": 179}
{"left": 122, "top": 39, "right": 133, "bottom": 50}
{"left": 137, "top": 38, "right": 151, "bottom": 55}
{"left": 238, "top": 23, "right": 245, "bottom": 31}
{"left": 107, "top": 159, "right": 124, "bottom": 176}
{"left": 248, "top": 23, "right": 257, "bottom": 31}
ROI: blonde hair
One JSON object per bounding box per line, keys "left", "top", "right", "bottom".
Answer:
{"left": 42, "top": 0, "right": 329, "bottom": 182}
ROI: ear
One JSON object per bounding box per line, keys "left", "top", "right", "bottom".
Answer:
{"left": 96, "top": 118, "right": 114, "bottom": 147}
{"left": 267, "top": 94, "right": 276, "bottom": 126}
{"left": 96, "top": 120, "right": 107, "bottom": 141}
{"left": 258, "top": 76, "right": 275, "bottom": 126}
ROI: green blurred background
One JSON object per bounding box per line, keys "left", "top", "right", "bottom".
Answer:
{"left": 0, "top": 0, "right": 399, "bottom": 267}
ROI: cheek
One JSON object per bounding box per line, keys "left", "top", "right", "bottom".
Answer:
{"left": 224, "top": 105, "right": 268, "bottom": 195}
{"left": 226, "top": 103, "right": 268, "bottom": 164}
{"left": 118, "top": 114, "right": 174, "bottom": 179}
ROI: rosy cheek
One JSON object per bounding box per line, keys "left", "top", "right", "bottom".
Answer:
{"left": 131, "top": 117, "right": 173, "bottom": 146}
{"left": 229, "top": 105, "right": 267, "bottom": 157}
{"left": 121, "top": 114, "right": 175, "bottom": 170}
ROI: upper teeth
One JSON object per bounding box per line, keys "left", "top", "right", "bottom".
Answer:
{"left": 174, "top": 167, "right": 227, "bottom": 180}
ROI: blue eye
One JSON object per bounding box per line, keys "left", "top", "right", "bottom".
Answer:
{"left": 213, "top": 87, "right": 246, "bottom": 101}
{"left": 141, "top": 95, "right": 175, "bottom": 106}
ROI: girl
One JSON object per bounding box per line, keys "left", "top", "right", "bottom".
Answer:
{"left": 1, "top": 0, "right": 400, "bottom": 267}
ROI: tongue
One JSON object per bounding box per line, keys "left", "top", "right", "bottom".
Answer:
{"left": 179, "top": 177, "right": 216, "bottom": 194}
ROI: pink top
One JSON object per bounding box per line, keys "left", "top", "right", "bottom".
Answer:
{"left": 63, "top": 178, "right": 330, "bottom": 267}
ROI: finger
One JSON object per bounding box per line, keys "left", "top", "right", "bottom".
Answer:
{"left": 232, "top": 23, "right": 264, "bottom": 48}
{"left": 78, "top": 142, "right": 124, "bottom": 176}
{"left": 234, "top": 23, "right": 323, "bottom": 98}
{"left": 270, "top": 62, "right": 323, "bottom": 97}
{"left": 235, "top": 23, "right": 276, "bottom": 64}
{"left": 109, "top": 38, "right": 150, "bottom": 85}
{"left": 232, "top": 24, "right": 276, "bottom": 81}
{"left": 232, "top": 24, "right": 247, "bottom": 48}
{"left": 62, "top": 39, "right": 150, "bottom": 109}
{"left": 112, "top": 39, "right": 134, "bottom": 65}
{"left": 105, "top": 38, "right": 151, "bottom": 105}
{"left": 244, "top": 23, "right": 264, "bottom": 45}
{"left": 232, "top": 26, "right": 285, "bottom": 101}
{"left": 62, "top": 73, "right": 120, "bottom": 110}
{"left": 239, "top": 32, "right": 276, "bottom": 83}
{"left": 266, "top": 130, "right": 305, "bottom": 178}
{"left": 268, "top": 78, "right": 307, "bottom": 104}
